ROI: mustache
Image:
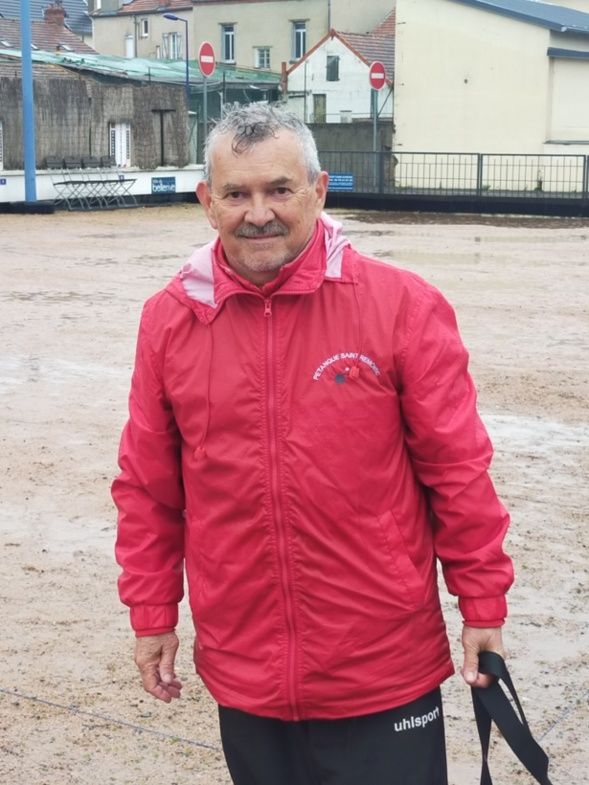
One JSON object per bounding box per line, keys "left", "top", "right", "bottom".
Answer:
{"left": 236, "top": 222, "right": 288, "bottom": 238}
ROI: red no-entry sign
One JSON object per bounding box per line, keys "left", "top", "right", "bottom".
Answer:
{"left": 369, "top": 61, "right": 386, "bottom": 91}
{"left": 198, "top": 41, "right": 216, "bottom": 77}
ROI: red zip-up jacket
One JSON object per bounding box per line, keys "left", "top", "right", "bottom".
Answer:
{"left": 113, "top": 215, "right": 513, "bottom": 721}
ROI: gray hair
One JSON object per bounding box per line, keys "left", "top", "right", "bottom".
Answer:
{"left": 203, "top": 102, "right": 322, "bottom": 186}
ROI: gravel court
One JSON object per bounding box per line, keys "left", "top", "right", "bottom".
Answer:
{"left": 0, "top": 205, "right": 587, "bottom": 784}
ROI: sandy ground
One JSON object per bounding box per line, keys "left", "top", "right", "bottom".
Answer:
{"left": 0, "top": 204, "right": 587, "bottom": 785}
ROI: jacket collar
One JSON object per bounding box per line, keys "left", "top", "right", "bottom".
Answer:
{"left": 167, "top": 212, "right": 351, "bottom": 324}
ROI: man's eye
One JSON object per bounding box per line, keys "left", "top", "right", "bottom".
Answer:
{"left": 227, "top": 192, "right": 243, "bottom": 200}
{"left": 273, "top": 187, "right": 290, "bottom": 196}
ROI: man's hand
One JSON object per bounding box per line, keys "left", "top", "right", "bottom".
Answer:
{"left": 460, "top": 625, "right": 505, "bottom": 689}
{"left": 134, "top": 632, "right": 183, "bottom": 703}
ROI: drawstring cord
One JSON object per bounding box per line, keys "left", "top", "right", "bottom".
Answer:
{"left": 349, "top": 259, "right": 363, "bottom": 380}
{"left": 194, "top": 321, "right": 213, "bottom": 461}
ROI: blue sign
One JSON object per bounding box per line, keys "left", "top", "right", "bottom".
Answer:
{"left": 0, "top": 178, "right": 6, "bottom": 186}
{"left": 328, "top": 173, "right": 354, "bottom": 192}
{"left": 152, "top": 176, "right": 176, "bottom": 194}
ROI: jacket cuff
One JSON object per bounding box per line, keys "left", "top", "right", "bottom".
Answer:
{"left": 130, "top": 604, "right": 178, "bottom": 636}
{"left": 459, "top": 595, "right": 507, "bottom": 627}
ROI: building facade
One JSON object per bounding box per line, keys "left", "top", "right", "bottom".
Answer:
{"left": 286, "top": 27, "right": 393, "bottom": 124}
{"left": 394, "top": 0, "right": 589, "bottom": 156}
{"left": 91, "top": 0, "right": 395, "bottom": 72}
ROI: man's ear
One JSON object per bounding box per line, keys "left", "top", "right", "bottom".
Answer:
{"left": 314, "top": 171, "right": 329, "bottom": 214}
{"left": 196, "top": 180, "right": 218, "bottom": 229}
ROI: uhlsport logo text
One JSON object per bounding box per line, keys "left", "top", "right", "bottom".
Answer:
{"left": 393, "top": 705, "right": 441, "bottom": 733}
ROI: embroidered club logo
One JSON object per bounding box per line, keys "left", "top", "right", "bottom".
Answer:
{"left": 313, "top": 352, "right": 382, "bottom": 383}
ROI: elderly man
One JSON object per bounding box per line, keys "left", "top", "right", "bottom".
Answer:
{"left": 113, "top": 103, "right": 513, "bottom": 785}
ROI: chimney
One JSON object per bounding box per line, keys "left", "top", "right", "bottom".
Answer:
{"left": 44, "top": 2, "right": 67, "bottom": 27}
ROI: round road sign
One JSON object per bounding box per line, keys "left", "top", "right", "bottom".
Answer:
{"left": 369, "top": 61, "right": 387, "bottom": 91}
{"left": 198, "top": 41, "right": 216, "bottom": 77}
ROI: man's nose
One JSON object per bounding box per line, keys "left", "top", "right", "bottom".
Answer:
{"left": 244, "top": 194, "right": 275, "bottom": 226}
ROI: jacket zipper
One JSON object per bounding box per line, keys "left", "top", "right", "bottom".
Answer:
{"left": 264, "top": 296, "right": 300, "bottom": 720}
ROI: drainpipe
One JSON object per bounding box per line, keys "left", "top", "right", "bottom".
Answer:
{"left": 304, "top": 59, "right": 307, "bottom": 122}
{"left": 134, "top": 15, "right": 139, "bottom": 58}
{"left": 281, "top": 61, "right": 288, "bottom": 100}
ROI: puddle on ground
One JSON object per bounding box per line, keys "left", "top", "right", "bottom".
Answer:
{"left": 339, "top": 210, "right": 589, "bottom": 229}
{"left": 0, "top": 291, "right": 114, "bottom": 303}
{"left": 0, "top": 354, "right": 127, "bottom": 388}
{"left": 483, "top": 412, "right": 589, "bottom": 453}
{"left": 1, "top": 503, "right": 114, "bottom": 557}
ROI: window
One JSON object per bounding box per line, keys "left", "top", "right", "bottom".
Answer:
{"left": 221, "top": 24, "right": 235, "bottom": 62}
{"left": 255, "top": 47, "right": 270, "bottom": 69}
{"left": 326, "top": 55, "right": 339, "bottom": 81}
{"left": 109, "top": 121, "right": 131, "bottom": 167}
{"left": 162, "top": 32, "right": 182, "bottom": 59}
{"left": 155, "top": 44, "right": 161, "bottom": 59}
{"left": 169, "top": 32, "right": 181, "bottom": 59}
{"left": 292, "top": 21, "right": 306, "bottom": 60}
{"left": 140, "top": 18, "right": 149, "bottom": 38}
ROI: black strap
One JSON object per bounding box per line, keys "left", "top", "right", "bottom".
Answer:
{"left": 472, "top": 651, "right": 553, "bottom": 785}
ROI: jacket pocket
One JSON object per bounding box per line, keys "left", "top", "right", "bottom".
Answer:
{"left": 371, "top": 508, "right": 428, "bottom": 614}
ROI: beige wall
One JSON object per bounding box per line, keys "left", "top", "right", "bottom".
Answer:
{"left": 92, "top": 0, "right": 394, "bottom": 68}
{"left": 545, "top": 0, "right": 589, "bottom": 9}
{"left": 394, "top": 0, "right": 554, "bottom": 153}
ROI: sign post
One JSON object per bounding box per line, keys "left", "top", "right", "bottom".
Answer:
{"left": 368, "top": 61, "right": 387, "bottom": 189}
{"left": 198, "top": 41, "right": 216, "bottom": 150}
{"left": 368, "top": 61, "right": 387, "bottom": 153}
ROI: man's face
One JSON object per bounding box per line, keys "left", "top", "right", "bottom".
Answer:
{"left": 196, "top": 130, "right": 329, "bottom": 286}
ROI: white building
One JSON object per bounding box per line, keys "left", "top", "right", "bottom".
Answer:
{"left": 285, "top": 12, "right": 394, "bottom": 123}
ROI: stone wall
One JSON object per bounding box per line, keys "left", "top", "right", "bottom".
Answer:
{"left": 0, "top": 75, "right": 189, "bottom": 169}
{"left": 310, "top": 121, "right": 393, "bottom": 153}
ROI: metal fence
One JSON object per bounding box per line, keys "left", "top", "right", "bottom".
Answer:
{"left": 321, "top": 151, "right": 589, "bottom": 200}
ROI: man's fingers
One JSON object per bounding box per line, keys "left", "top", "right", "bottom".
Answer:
{"left": 136, "top": 658, "right": 160, "bottom": 693}
{"left": 461, "top": 625, "right": 505, "bottom": 688}
{"left": 140, "top": 671, "right": 183, "bottom": 702}
{"left": 134, "top": 633, "right": 182, "bottom": 702}
{"left": 156, "top": 671, "right": 183, "bottom": 696}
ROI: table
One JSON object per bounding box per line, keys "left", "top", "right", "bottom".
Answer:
{"left": 52, "top": 169, "right": 137, "bottom": 210}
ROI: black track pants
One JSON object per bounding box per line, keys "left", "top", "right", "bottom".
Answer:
{"left": 218, "top": 687, "right": 448, "bottom": 785}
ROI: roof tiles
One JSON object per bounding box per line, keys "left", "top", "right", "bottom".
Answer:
{"left": 0, "top": 18, "right": 96, "bottom": 54}
{"left": 96, "top": 0, "right": 194, "bottom": 15}
{"left": 339, "top": 31, "right": 394, "bottom": 80}
{"left": 0, "top": 0, "right": 92, "bottom": 37}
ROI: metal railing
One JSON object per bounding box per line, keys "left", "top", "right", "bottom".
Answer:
{"left": 321, "top": 151, "right": 589, "bottom": 200}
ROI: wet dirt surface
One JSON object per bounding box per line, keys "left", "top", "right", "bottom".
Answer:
{"left": 0, "top": 205, "right": 587, "bottom": 784}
